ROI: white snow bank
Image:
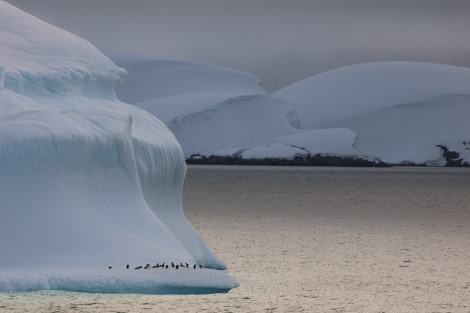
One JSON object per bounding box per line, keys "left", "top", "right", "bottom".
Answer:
{"left": 241, "top": 143, "right": 308, "bottom": 160}
{"left": 242, "top": 128, "right": 359, "bottom": 159}
{"left": 0, "top": 2, "right": 234, "bottom": 294}
{"left": 271, "top": 128, "right": 358, "bottom": 156}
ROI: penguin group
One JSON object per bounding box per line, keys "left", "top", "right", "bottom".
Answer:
{"left": 109, "top": 262, "right": 204, "bottom": 270}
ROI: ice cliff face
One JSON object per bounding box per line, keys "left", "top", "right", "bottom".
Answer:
{"left": 0, "top": 1, "right": 234, "bottom": 293}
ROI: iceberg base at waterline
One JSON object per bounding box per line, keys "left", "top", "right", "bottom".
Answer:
{"left": 0, "top": 268, "right": 238, "bottom": 294}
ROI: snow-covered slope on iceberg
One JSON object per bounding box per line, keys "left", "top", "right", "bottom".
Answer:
{"left": 108, "top": 51, "right": 266, "bottom": 124}
{"left": 0, "top": 2, "right": 235, "bottom": 294}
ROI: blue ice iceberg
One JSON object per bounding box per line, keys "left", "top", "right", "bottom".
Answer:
{"left": 0, "top": 2, "right": 237, "bottom": 294}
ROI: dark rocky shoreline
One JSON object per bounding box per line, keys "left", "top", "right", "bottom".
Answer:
{"left": 187, "top": 154, "right": 388, "bottom": 167}
{"left": 186, "top": 144, "right": 470, "bottom": 167}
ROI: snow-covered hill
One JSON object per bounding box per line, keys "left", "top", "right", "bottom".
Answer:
{"left": 0, "top": 1, "right": 236, "bottom": 294}
{"left": 275, "top": 62, "right": 470, "bottom": 129}
{"left": 108, "top": 51, "right": 266, "bottom": 125}
{"left": 113, "top": 54, "right": 470, "bottom": 166}
{"left": 275, "top": 62, "right": 470, "bottom": 165}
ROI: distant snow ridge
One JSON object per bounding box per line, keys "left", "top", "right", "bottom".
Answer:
{"left": 108, "top": 50, "right": 266, "bottom": 125}
{"left": 0, "top": 2, "right": 236, "bottom": 294}
{"left": 275, "top": 61, "right": 470, "bottom": 129}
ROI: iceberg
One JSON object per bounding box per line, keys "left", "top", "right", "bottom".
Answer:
{"left": 0, "top": 2, "right": 237, "bottom": 294}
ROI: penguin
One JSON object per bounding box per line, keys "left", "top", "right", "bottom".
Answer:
{"left": 126, "top": 264, "right": 129, "bottom": 269}
{"left": 108, "top": 266, "right": 112, "bottom": 269}
{"left": 176, "top": 264, "right": 179, "bottom": 269}
{"left": 135, "top": 266, "right": 142, "bottom": 269}
{"left": 193, "top": 264, "right": 196, "bottom": 269}
{"left": 199, "top": 265, "right": 203, "bottom": 269}
{"left": 171, "top": 262, "right": 175, "bottom": 268}
{"left": 165, "top": 265, "right": 168, "bottom": 269}
{"left": 185, "top": 263, "right": 189, "bottom": 268}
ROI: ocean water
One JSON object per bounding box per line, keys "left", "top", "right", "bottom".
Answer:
{"left": 1, "top": 165, "right": 469, "bottom": 312}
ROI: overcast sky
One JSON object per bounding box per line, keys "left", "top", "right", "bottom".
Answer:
{"left": 7, "top": 0, "right": 470, "bottom": 92}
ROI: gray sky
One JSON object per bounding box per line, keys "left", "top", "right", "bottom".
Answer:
{"left": 7, "top": 0, "right": 470, "bottom": 92}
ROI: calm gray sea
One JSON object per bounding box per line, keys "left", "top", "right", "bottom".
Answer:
{"left": 1, "top": 165, "right": 469, "bottom": 312}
